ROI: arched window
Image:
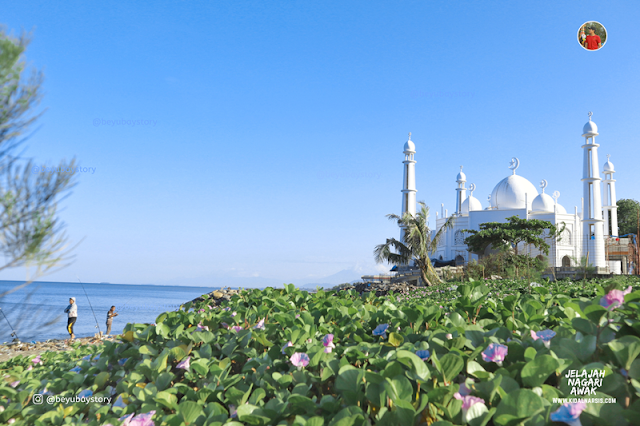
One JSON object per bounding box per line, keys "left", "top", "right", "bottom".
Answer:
{"left": 455, "top": 255, "right": 465, "bottom": 266}
{"left": 562, "top": 256, "right": 571, "bottom": 267}
{"left": 454, "top": 230, "right": 465, "bottom": 245}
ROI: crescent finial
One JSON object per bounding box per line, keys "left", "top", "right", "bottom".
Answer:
{"left": 508, "top": 157, "right": 520, "bottom": 175}
{"left": 540, "top": 179, "right": 548, "bottom": 193}
{"left": 588, "top": 111, "right": 593, "bottom": 120}
{"left": 408, "top": 132, "right": 411, "bottom": 141}
{"left": 468, "top": 183, "right": 476, "bottom": 194}
{"left": 552, "top": 191, "right": 560, "bottom": 203}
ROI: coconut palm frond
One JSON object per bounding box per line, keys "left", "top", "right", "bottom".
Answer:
{"left": 374, "top": 238, "right": 412, "bottom": 265}
{"left": 430, "top": 214, "right": 455, "bottom": 253}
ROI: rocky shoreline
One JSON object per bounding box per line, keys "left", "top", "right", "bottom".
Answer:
{"left": 0, "top": 335, "right": 117, "bottom": 363}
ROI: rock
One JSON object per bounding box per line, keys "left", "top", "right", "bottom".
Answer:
{"left": 490, "top": 275, "right": 503, "bottom": 280}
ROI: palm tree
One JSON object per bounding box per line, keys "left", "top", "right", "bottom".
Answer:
{"left": 374, "top": 202, "right": 454, "bottom": 286}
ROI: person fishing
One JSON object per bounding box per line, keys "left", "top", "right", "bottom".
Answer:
{"left": 64, "top": 297, "right": 78, "bottom": 339}
{"left": 106, "top": 305, "right": 118, "bottom": 336}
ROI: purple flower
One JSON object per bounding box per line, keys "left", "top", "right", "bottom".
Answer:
{"left": 176, "top": 356, "right": 191, "bottom": 371}
{"left": 416, "top": 350, "right": 430, "bottom": 361}
{"left": 231, "top": 325, "right": 244, "bottom": 332}
{"left": 550, "top": 402, "right": 585, "bottom": 426}
{"left": 373, "top": 324, "right": 389, "bottom": 339}
{"left": 199, "top": 309, "right": 205, "bottom": 313}
{"left": 9, "top": 381, "right": 19, "bottom": 388}
{"left": 281, "top": 341, "right": 293, "bottom": 354}
{"left": 290, "top": 352, "right": 310, "bottom": 369}
{"left": 600, "top": 286, "right": 633, "bottom": 310}
{"left": 459, "top": 380, "right": 474, "bottom": 396}
{"left": 32, "top": 355, "right": 43, "bottom": 365}
{"left": 481, "top": 343, "right": 508, "bottom": 366}
{"left": 254, "top": 319, "right": 265, "bottom": 330}
{"left": 221, "top": 322, "right": 229, "bottom": 329}
{"left": 229, "top": 404, "right": 237, "bottom": 418}
{"left": 323, "top": 334, "right": 335, "bottom": 353}
{"left": 232, "top": 311, "right": 237, "bottom": 317}
{"left": 295, "top": 314, "right": 300, "bottom": 318}
{"left": 531, "top": 329, "right": 556, "bottom": 348}
{"left": 113, "top": 395, "right": 128, "bottom": 408}
{"left": 223, "top": 307, "right": 231, "bottom": 311}
{"left": 196, "top": 322, "right": 209, "bottom": 331}
{"left": 208, "top": 305, "right": 214, "bottom": 310}
{"left": 454, "top": 393, "right": 486, "bottom": 423}
{"left": 120, "top": 410, "right": 156, "bottom": 426}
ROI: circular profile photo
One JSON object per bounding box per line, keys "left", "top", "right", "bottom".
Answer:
{"left": 578, "top": 21, "right": 607, "bottom": 51}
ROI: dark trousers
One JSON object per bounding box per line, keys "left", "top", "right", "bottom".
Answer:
{"left": 106, "top": 321, "right": 112, "bottom": 335}
{"left": 67, "top": 317, "right": 77, "bottom": 336}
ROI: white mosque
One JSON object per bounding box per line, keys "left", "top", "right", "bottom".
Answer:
{"left": 399, "top": 113, "right": 620, "bottom": 272}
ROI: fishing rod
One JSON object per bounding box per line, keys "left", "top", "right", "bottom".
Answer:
{"left": 77, "top": 277, "right": 101, "bottom": 335}
{"left": 0, "top": 307, "right": 19, "bottom": 341}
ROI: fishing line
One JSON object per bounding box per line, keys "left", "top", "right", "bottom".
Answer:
{"left": 0, "top": 307, "right": 19, "bottom": 341}
{"left": 77, "top": 277, "right": 101, "bottom": 335}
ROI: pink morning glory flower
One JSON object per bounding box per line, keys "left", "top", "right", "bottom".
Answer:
{"left": 281, "top": 341, "right": 293, "bottom": 354}
{"left": 600, "top": 286, "right": 633, "bottom": 310}
{"left": 221, "top": 322, "right": 229, "bottom": 329}
{"left": 290, "top": 352, "right": 310, "bottom": 369}
{"left": 454, "top": 393, "right": 486, "bottom": 423}
{"left": 27, "top": 366, "right": 33, "bottom": 371}
{"left": 323, "top": 334, "right": 335, "bottom": 353}
{"left": 9, "top": 381, "right": 19, "bottom": 388}
{"left": 208, "top": 305, "right": 214, "bottom": 310}
{"left": 223, "top": 307, "right": 231, "bottom": 311}
{"left": 416, "top": 350, "right": 430, "bottom": 360}
{"left": 232, "top": 311, "right": 237, "bottom": 317}
{"left": 199, "top": 309, "right": 205, "bottom": 313}
{"left": 295, "top": 314, "right": 300, "bottom": 318}
{"left": 531, "top": 329, "right": 556, "bottom": 348}
{"left": 32, "top": 355, "right": 43, "bottom": 365}
{"left": 196, "top": 322, "right": 209, "bottom": 331}
{"left": 120, "top": 410, "right": 156, "bottom": 426}
{"left": 481, "top": 343, "right": 508, "bottom": 366}
{"left": 550, "top": 402, "right": 586, "bottom": 426}
{"left": 231, "top": 326, "right": 244, "bottom": 332}
{"left": 373, "top": 324, "right": 389, "bottom": 339}
{"left": 176, "top": 356, "right": 191, "bottom": 371}
{"left": 254, "top": 319, "right": 265, "bottom": 330}
{"left": 446, "top": 333, "right": 453, "bottom": 340}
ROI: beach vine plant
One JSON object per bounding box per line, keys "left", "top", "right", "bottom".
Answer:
{"left": 2, "top": 278, "right": 640, "bottom": 425}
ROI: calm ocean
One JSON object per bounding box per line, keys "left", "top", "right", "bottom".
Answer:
{"left": 0, "top": 280, "right": 216, "bottom": 342}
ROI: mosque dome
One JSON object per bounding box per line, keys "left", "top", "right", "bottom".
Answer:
{"left": 456, "top": 167, "right": 466, "bottom": 182}
{"left": 603, "top": 158, "right": 615, "bottom": 172}
{"left": 461, "top": 195, "right": 482, "bottom": 214}
{"left": 404, "top": 140, "right": 415, "bottom": 153}
{"left": 582, "top": 115, "right": 599, "bottom": 137}
{"left": 490, "top": 175, "right": 538, "bottom": 210}
{"left": 532, "top": 193, "right": 555, "bottom": 213}
{"left": 556, "top": 204, "right": 567, "bottom": 214}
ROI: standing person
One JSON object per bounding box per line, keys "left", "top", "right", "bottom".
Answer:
{"left": 585, "top": 26, "right": 602, "bottom": 50}
{"left": 106, "top": 306, "right": 118, "bottom": 336}
{"left": 64, "top": 297, "right": 77, "bottom": 339}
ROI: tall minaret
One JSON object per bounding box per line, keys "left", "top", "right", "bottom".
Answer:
{"left": 602, "top": 154, "right": 618, "bottom": 237}
{"left": 455, "top": 166, "right": 467, "bottom": 215}
{"left": 581, "top": 112, "right": 606, "bottom": 267}
{"left": 400, "top": 132, "right": 417, "bottom": 242}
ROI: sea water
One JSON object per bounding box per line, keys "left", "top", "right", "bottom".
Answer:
{"left": 0, "top": 280, "right": 216, "bottom": 342}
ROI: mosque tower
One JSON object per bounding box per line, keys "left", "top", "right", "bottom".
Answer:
{"left": 581, "top": 112, "right": 606, "bottom": 267}
{"left": 602, "top": 154, "right": 618, "bottom": 237}
{"left": 455, "top": 166, "right": 467, "bottom": 215}
{"left": 400, "top": 133, "right": 417, "bottom": 242}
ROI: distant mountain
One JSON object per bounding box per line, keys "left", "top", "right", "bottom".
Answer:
{"left": 299, "top": 269, "right": 365, "bottom": 287}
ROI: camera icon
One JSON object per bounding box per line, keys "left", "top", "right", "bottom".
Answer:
{"left": 33, "top": 394, "right": 43, "bottom": 404}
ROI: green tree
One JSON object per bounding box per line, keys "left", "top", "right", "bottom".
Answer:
{"left": 374, "top": 201, "right": 453, "bottom": 286}
{"left": 0, "top": 28, "right": 78, "bottom": 298}
{"left": 617, "top": 199, "right": 639, "bottom": 236}
{"left": 463, "top": 216, "right": 561, "bottom": 277}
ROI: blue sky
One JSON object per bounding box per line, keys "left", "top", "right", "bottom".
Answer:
{"left": 1, "top": 1, "right": 638, "bottom": 286}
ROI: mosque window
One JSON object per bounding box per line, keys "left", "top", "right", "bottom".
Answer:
{"left": 559, "top": 230, "right": 571, "bottom": 245}
{"left": 454, "top": 230, "right": 465, "bottom": 245}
